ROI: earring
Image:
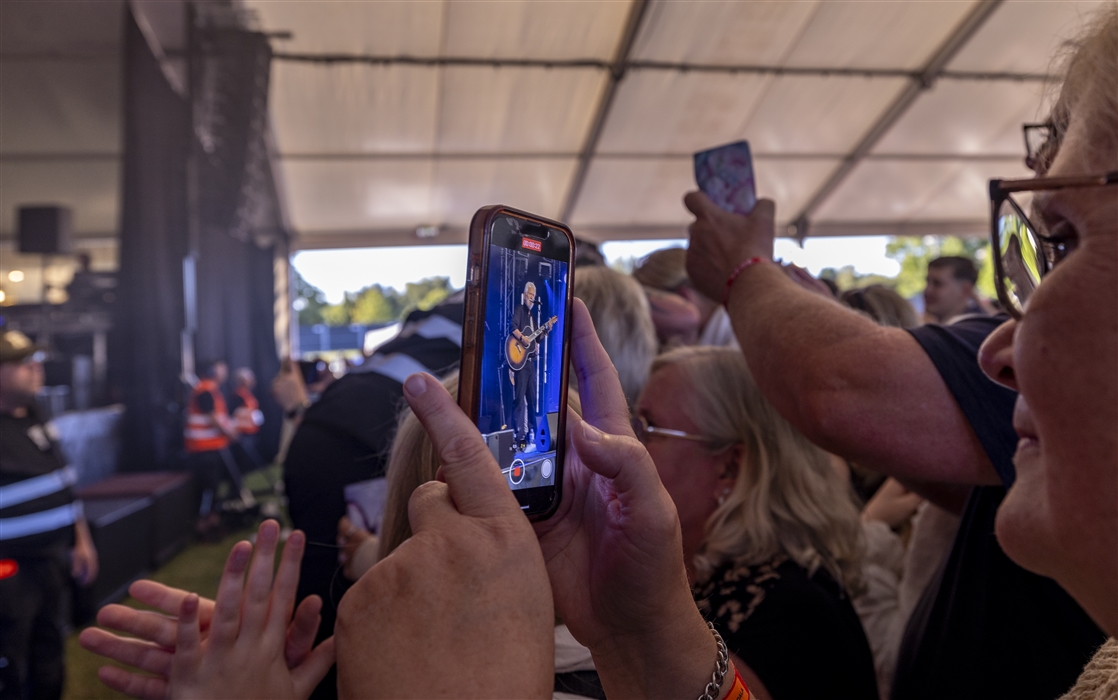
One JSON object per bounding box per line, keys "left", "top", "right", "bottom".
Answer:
{"left": 717, "top": 488, "right": 731, "bottom": 505}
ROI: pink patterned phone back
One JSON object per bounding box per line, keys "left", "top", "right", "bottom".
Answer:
{"left": 694, "top": 140, "right": 757, "bottom": 215}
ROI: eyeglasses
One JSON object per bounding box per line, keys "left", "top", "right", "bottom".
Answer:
{"left": 988, "top": 170, "right": 1118, "bottom": 319}
{"left": 631, "top": 414, "right": 708, "bottom": 444}
{"left": 1022, "top": 122, "right": 1057, "bottom": 173}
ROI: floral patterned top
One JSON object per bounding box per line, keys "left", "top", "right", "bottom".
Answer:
{"left": 693, "top": 554, "right": 880, "bottom": 700}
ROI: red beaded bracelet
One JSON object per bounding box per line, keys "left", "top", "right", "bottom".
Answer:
{"left": 722, "top": 257, "right": 771, "bottom": 307}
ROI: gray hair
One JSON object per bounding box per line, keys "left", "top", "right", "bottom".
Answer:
{"left": 574, "top": 266, "right": 657, "bottom": 407}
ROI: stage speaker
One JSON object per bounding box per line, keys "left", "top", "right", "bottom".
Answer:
{"left": 486, "top": 429, "right": 515, "bottom": 471}
{"left": 18, "top": 205, "right": 72, "bottom": 254}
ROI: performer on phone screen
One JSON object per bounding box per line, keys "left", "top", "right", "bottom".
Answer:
{"left": 510, "top": 282, "right": 552, "bottom": 453}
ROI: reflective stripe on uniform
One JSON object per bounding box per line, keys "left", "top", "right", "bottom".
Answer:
{"left": 186, "top": 428, "right": 223, "bottom": 439}
{"left": 361, "top": 353, "right": 431, "bottom": 385}
{"left": 185, "top": 380, "right": 231, "bottom": 451}
{"left": 0, "top": 501, "right": 83, "bottom": 540}
{"left": 0, "top": 466, "right": 77, "bottom": 509}
{"left": 400, "top": 313, "right": 463, "bottom": 346}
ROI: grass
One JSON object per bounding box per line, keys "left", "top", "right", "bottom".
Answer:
{"left": 63, "top": 467, "right": 286, "bottom": 700}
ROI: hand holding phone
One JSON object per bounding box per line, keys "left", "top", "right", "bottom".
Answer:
{"left": 694, "top": 140, "right": 757, "bottom": 216}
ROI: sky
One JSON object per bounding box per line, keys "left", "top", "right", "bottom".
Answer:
{"left": 292, "top": 236, "right": 901, "bottom": 303}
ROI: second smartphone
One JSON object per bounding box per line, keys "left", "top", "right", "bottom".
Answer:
{"left": 459, "top": 205, "right": 575, "bottom": 520}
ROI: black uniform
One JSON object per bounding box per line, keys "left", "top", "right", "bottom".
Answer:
{"left": 0, "top": 408, "right": 81, "bottom": 700}
{"left": 511, "top": 301, "right": 538, "bottom": 445}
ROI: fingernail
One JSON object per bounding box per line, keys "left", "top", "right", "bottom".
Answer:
{"left": 404, "top": 373, "right": 427, "bottom": 397}
{"left": 581, "top": 421, "right": 602, "bottom": 443}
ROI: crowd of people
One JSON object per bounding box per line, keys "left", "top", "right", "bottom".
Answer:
{"left": 2, "top": 6, "right": 1113, "bottom": 699}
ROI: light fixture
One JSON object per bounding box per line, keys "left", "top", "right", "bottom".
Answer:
{"left": 415, "top": 225, "right": 439, "bottom": 239}
{"left": 0, "top": 289, "right": 6, "bottom": 303}
{"left": 8, "top": 270, "right": 24, "bottom": 282}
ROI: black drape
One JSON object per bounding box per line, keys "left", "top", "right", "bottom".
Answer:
{"left": 110, "top": 11, "right": 190, "bottom": 472}
{"left": 112, "top": 8, "right": 284, "bottom": 471}
{"left": 194, "top": 221, "right": 283, "bottom": 463}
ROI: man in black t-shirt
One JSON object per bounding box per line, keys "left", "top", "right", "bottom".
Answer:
{"left": 0, "top": 331, "right": 99, "bottom": 700}
{"left": 684, "top": 193, "right": 1104, "bottom": 700}
{"left": 511, "top": 282, "right": 539, "bottom": 451}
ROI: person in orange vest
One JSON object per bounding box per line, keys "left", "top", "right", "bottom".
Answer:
{"left": 185, "top": 360, "right": 250, "bottom": 534}
{"left": 229, "top": 367, "right": 265, "bottom": 469}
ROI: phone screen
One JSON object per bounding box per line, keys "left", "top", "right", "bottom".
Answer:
{"left": 474, "top": 214, "right": 570, "bottom": 510}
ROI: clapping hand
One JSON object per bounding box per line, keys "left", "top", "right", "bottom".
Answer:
{"left": 79, "top": 521, "right": 334, "bottom": 699}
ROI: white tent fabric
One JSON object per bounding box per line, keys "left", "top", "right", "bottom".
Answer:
{"left": 0, "top": 0, "right": 1108, "bottom": 251}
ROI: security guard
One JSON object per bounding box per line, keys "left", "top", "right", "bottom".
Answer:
{"left": 185, "top": 360, "right": 247, "bottom": 530}
{"left": 0, "top": 330, "right": 98, "bottom": 700}
{"left": 229, "top": 367, "right": 265, "bottom": 468}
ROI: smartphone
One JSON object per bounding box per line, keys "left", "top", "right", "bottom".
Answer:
{"left": 694, "top": 140, "right": 757, "bottom": 215}
{"left": 459, "top": 206, "right": 575, "bottom": 520}
{"left": 299, "top": 359, "right": 326, "bottom": 385}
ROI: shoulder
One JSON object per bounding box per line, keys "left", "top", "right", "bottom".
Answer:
{"left": 906, "top": 314, "right": 1008, "bottom": 359}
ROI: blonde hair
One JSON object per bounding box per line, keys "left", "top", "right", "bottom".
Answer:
{"left": 651, "top": 347, "right": 864, "bottom": 591}
{"left": 632, "top": 247, "right": 689, "bottom": 292}
{"left": 574, "top": 266, "right": 657, "bottom": 406}
{"left": 840, "top": 285, "right": 919, "bottom": 329}
{"left": 378, "top": 373, "right": 582, "bottom": 560}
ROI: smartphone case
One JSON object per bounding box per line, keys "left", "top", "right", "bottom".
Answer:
{"left": 694, "top": 140, "right": 757, "bottom": 215}
{"left": 459, "top": 205, "right": 575, "bottom": 521}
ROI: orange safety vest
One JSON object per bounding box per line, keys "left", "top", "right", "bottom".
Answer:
{"left": 232, "top": 386, "right": 263, "bottom": 435}
{"left": 185, "top": 379, "right": 231, "bottom": 453}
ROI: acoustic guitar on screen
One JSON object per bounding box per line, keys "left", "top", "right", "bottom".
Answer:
{"left": 506, "top": 316, "right": 558, "bottom": 371}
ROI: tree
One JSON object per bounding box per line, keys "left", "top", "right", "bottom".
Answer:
{"left": 350, "top": 285, "right": 399, "bottom": 325}
{"left": 885, "top": 236, "right": 996, "bottom": 300}
{"left": 818, "top": 265, "right": 896, "bottom": 292}
{"left": 305, "top": 275, "right": 454, "bottom": 327}
{"left": 292, "top": 269, "right": 330, "bottom": 326}
{"left": 400, "top": 277, "right": 452, "bottom": 315}
{"left": 320, "top": 301, "right": 351, "bottom": 326}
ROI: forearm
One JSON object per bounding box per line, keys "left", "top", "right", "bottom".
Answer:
{"left": 725, "top": 264, "right": 882, "bottom": 436}
{"left": 74, "top": 516, "right": 94, "bottom": 548}
{"left": 724, "top": 264, "right": 999, "bottom": 485}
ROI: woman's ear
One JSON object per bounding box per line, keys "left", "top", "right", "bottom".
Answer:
{"left": 717, "top": 444, "right": 744, "bottom": 488}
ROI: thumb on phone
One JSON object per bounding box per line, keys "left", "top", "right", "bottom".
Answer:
{"left": 401, "top": 373, "right": 518, "bottom": 519}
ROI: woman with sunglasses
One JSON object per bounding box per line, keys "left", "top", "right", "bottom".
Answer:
{"left": 978, "top": 6, "right": 1118, "bottom": 692}
{"left": 634, "top": 345, "right": 877, "bottom": 700}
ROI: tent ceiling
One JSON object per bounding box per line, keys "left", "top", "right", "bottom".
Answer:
{"left": 0, "top": 0, "right": 1108, "bottom": 250}
{"left": 250, "top": 0, "right": 1105, "bottom": 248}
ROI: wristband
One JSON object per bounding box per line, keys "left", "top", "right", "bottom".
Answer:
{"left": 722, "top": 257, "right": 770, "bottom": 307}
{"left": 723, "top": 666, "right": 750, "bottom": 700}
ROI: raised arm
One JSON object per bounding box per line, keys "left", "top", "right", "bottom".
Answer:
{"left": 685, "top": 192, "right": 999, "bottom": 487}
